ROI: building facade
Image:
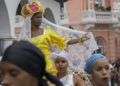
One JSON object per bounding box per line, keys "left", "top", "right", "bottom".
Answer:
{"left": 1, "top": 0, "right": 120, "bottom": 61}
{"left": 66, "top": 0, "right": 120, "bottom": 61}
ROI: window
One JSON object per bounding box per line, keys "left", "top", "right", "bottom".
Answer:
{"left": 43, "top": 8, "right": 56, "bottom": 23}
{"left": 95, "top": 0, "right": 105, "bottom": 11}
{"left": 94, "top": 36, "right": 106, "bottom": 55}
{"left": 16, "top": 0, "right": 28, "bottom": 15}
{"left": 95, "top": 0, "right": 102, "bottom": 4}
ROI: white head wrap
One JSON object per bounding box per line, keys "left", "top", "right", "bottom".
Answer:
{"left": 52, "top": 51, "right": 70, "bottom": 61}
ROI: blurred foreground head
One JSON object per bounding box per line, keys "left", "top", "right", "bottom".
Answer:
{"left": 0, "top": 40, "right": 63, "bottom": 86}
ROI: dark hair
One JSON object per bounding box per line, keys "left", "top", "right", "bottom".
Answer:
{"left": 2, "top": 40, "right": 63, "bottom": 86}
{"left": 114, "top": 59, "right": 120, "bottom": 71}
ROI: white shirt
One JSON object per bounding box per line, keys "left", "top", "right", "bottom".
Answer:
{"left": 60, "top": 74, "right": 74, "bottom": 86}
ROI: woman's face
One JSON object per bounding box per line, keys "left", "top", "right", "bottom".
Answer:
{"left": 92, "top": 60, "right": 111, "bottom": 86}
{"left": 55, "top": 58, "right": 68, "bottom": 73}
{"left": 0, "top": 62, "right": 38, "bottom": 86}
{"left": 31, "top": 12, "right": 43, "bottom": 27}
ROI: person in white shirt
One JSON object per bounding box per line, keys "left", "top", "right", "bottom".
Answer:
{"left": 53, "top": 51, "right": 85, "bottom": 86}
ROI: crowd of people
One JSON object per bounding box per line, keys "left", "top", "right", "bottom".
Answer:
{"left": 0, "top": 1, "right": 119, "bottom": 86}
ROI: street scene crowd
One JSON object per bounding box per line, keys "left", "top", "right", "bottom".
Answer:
{"left": 0, "top": 0, "right": 120, "bottom": 86}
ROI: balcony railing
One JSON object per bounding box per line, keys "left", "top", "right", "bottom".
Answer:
{"left": 95, "top": 12, "right": 118, "bottom": 23}
{"left": 81, "top": 11, "right": 119, "bottom": 24}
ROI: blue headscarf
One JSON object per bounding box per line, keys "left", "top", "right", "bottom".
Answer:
{"left": 84, "top": 54, "right": 107, "bottom": 74}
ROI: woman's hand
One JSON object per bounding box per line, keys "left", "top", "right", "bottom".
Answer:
{"left": 67, "top": 33, "right": 90, "bottom": 45}
{"left": 73, "top": 72, "right": 86, "bottom": 86}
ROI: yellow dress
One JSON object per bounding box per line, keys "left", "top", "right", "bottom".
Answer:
{"left": 31, "top": 26, "right": 67, "bottom": 75}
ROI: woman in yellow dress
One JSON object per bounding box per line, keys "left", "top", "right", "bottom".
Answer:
{"left": 21, "top": 1, "right": 88, "bottom": 76}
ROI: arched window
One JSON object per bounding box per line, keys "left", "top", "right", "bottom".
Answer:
{"left": 16, "top": 0, "right": 28, "bottom": 15}
{"left": 0, "top": 40, "right": 4, "bottom": 56}
{"left": 43, "top": 8, "right": 56, "bottom": 23}
{"left": 95, "top": 0, "right": 102, "bottom": 6}
{"left": 15, "top": 0, "right": 29, "bottom": 38}
{"left": 115, "top": 38, "right": 119, "bottom": 58}
{"left": 94, "top": 36, "right": 106, "bottom": 55}
{"left": 54, "top": 0, "right": 68, "bottom": 2}
{"left": 0, "top": 0, "right": 10, "bottom": 56}
{"left": 95, "top": 0, "right": 105, "bottom": 11}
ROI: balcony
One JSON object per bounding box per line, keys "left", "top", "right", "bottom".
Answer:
{"left": 81, "top": 11, "right": 96, "bottom": 24}
{"left": 95, "top": 12, "right": 118, "bottom": 23}
{"left": 81, "top": 11, "right": 119, "bottom": 24}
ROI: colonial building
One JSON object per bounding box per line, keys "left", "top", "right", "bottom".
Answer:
{"left": 66, "top": 0, "right": 120, "bottom": 61}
